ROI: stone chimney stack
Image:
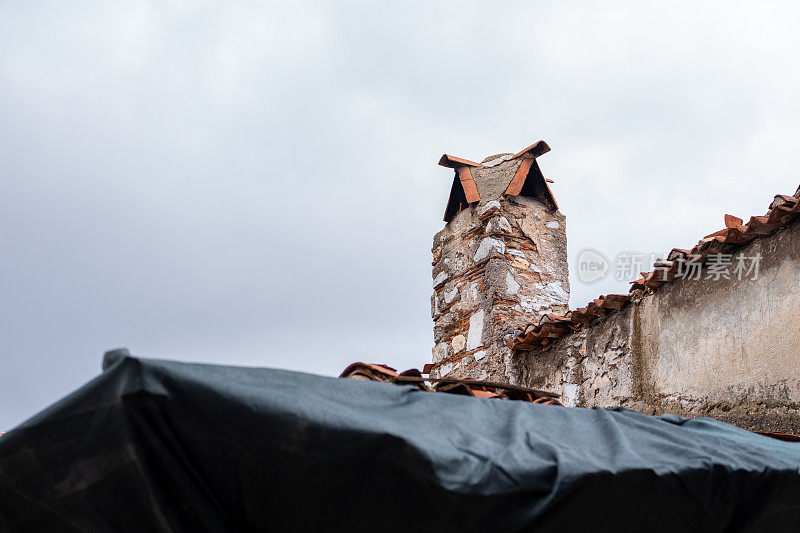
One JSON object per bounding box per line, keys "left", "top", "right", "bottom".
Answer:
{"left": 428, "top": 141, "right": 569, "bottom": 383}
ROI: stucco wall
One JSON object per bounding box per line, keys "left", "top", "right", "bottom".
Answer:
{"left": 515, "top": 219, "right": 800, "bottom": 433}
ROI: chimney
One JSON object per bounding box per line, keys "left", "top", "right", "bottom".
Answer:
{"left": 429, "top": 141, "right": 569, "bottom": 383}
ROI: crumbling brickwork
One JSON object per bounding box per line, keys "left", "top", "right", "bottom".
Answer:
{"left": 430, "top": 195, "right": 568, "bottom": 382}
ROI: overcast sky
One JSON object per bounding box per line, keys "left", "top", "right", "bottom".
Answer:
{"left": 2, "top": 1, "right": 800, "bottom": 429}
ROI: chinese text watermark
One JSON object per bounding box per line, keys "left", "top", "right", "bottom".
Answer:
{"left": 577, "top": 250, "right": 762, "bottom": 284}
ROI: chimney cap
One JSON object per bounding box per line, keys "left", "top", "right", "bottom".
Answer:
{"left": 440, "top": 140, "right": 557, "bottom": 222}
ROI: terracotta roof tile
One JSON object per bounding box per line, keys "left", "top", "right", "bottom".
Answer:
{"left": 511, "top": 140, "right": 551, "bottom": 160}
{"left": 504, "top": 156, "right": 536, "bottom": 197}
{"left": 340, "top": 362, "right": 562, "bottom": 404}
{"left": 457, "top": 167, "right": 481, "bottom": 203}
{"left": 756, "top": 431, "right": 800, "bottom": 442}
{"left": 438, "top": 154, "right": 482, "bottom": 168}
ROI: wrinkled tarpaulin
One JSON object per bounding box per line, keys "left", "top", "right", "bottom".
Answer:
{"left": 1, "top": 353, "right": 800, "bottom": 532}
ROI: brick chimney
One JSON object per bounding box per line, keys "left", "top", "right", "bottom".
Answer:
{"left": 428, "top": 141, "right": 569, "bottom": 383}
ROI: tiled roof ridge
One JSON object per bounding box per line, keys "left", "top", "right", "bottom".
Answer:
{"left": 508, "top": 186, "right": 800, "bottom": 351}
{"left": 339, "top": 362, "right": 563, "bottom": 404}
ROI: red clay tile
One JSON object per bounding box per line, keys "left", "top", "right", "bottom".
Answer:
{"left": 438, "top": 154, "right": 482, "bottom": 168}
{"left": 511, "top": 140, "right": 551, "bottom": 159}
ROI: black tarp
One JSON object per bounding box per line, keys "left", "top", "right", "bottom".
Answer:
{"left": 2, "top": 352, "right": 800, "bottom": 532}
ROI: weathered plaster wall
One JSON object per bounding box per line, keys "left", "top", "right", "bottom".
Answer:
{"left": 430, "top": 196, "right": 568, "bottom": 382}
{"left": 515, "top": 220, "right": 800, "bottom": 433}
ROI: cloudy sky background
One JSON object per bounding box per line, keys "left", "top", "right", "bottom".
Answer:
{"left": 3, "top": 1, "right": 800, "bottom": 429}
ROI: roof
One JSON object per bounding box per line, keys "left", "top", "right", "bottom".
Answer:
{"left": 339, "top": 362, "right": 562, "bottom": 404}
{"left": 342, "top": 363, "right": 800, "bottom": 442}
{"left": 440, "top": 140, "right": 557, "bottom": 222}
{"left": 508, "top": 186, "right": 800, "bottom": 350}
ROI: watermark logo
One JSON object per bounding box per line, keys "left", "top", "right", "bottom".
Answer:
{"left": 576, "top": 248, "right": 609, "bottom": 283}
{"left": 673, "top": 252, "right": 761, "bottom": 281}
{"left": 614, "top": 251, "right": 657, "bottom": 281}
{"left": 576, "top": 250, "right": 762, "bottom": 284}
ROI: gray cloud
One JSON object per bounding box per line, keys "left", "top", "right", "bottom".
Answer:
{"left": 2, "top": 1, "right": 800, "bottom": 429}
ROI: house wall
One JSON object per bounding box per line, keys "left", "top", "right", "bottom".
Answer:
{"left": 430, "top": 196, "right": 568, "bottom": 382}
{"left": 514, "top": 219, "right": 800, "bottom": 433}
